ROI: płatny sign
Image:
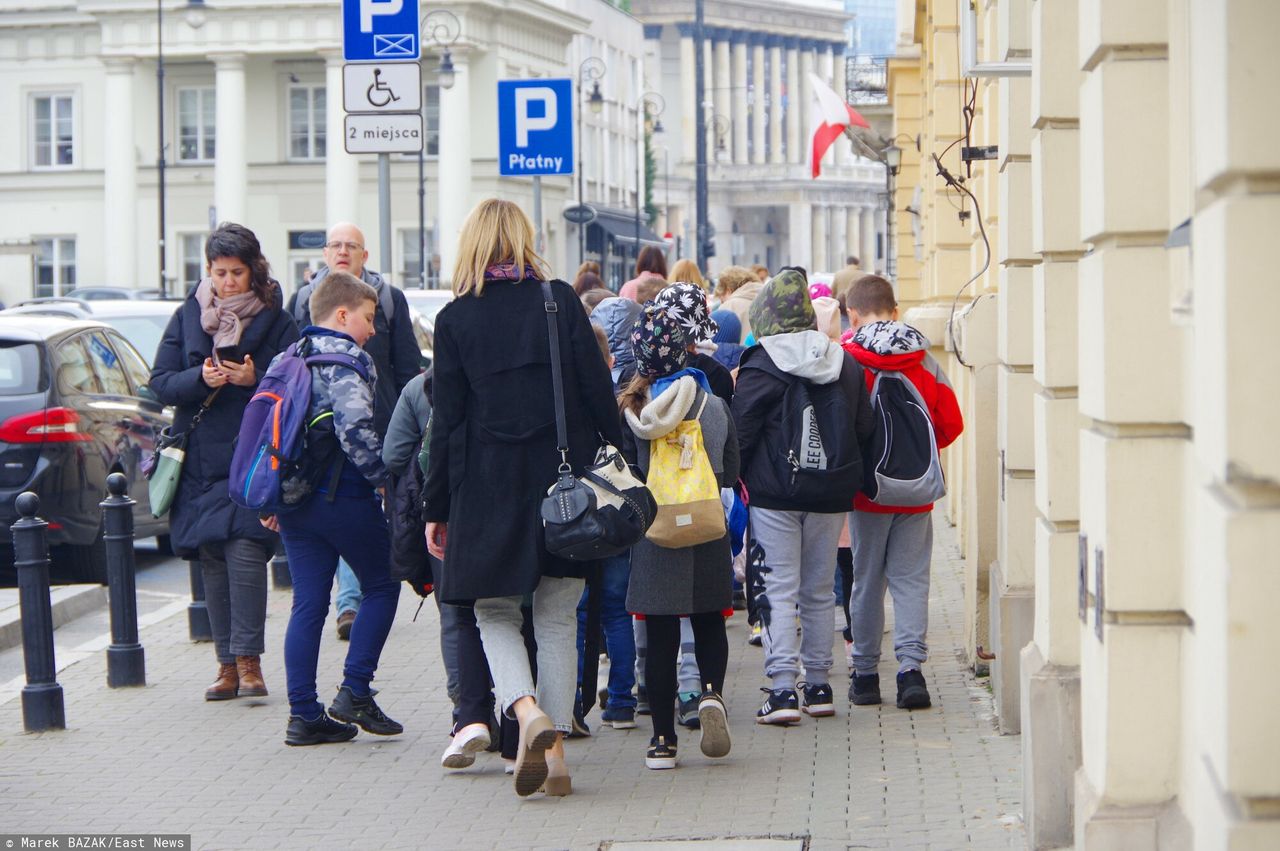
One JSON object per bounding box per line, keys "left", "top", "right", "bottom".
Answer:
{"left": 344, "top": 113, "right": 423, "bottom": 154}
{"left": 497, "top": 78, "right": 574, "bottom": 176}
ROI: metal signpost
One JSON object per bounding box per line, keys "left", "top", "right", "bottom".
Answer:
{"left": 498, "top": 79, "right": 574, "bottom": 255}
{"left": 342, "top": 0, "right": 423, "bottom": 278}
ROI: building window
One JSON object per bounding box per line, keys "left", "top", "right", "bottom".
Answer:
{"left": 34, "top": 237, "right": 76, "bottom": 298}
{"left": 180, "top": 233, "right": 207, "bottom": 293}
{"left": 31, "top": 93, "right": 75, "bottom": 168}
{"left": 424, "top": 84, "right": 440, "bottom": 157}
{"left": 288, "top": 84, "right": 326, "bottom": 160}
{"left": 177, "top": 87, "right": 215, "bottom": 162}
{"left": 400, "top": 227, "right": 438, "bottom": 288}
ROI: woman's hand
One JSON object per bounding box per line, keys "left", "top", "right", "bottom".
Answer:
{"left": 426, "top": 521, "right": 447, "bottom": 560}
{"left": 219, "top": 354, "right": 256, "bottom": 387}
{"left": 201, "top": 358, "right": 228, "bottom": 388}
{"left": 260, "top": 515, "right": 280, "bottom": 533}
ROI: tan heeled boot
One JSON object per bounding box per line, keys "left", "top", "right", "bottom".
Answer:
{"left": 236, "top": 655, "right": 268, "bottom": 697}
{"left": 204, "top": 663, "right": 239, "bottom": 701}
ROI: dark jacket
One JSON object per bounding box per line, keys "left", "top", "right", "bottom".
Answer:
{"left": 150, "top": 284, "right": 299, "bottom": 557}
{"left": 291, "top": 267, "right": 421, "bottom": 433}
{"left": 423, "top": 278, "right": 624, "bottom": 604}
{"left": 732, "top": 334, "right": 874, "bottom": 513}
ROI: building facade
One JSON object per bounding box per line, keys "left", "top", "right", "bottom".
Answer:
{"left": 886, "top": 0, "right": 1279, "bottom": 848}
{"left": 633, "top": 0, "right": 887, "bottom": 276}
{"left": 0, "top": 0, "right": 647, "bottom": 301}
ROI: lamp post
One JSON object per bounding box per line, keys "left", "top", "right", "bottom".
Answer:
{"left": 884, "top": 143, "right": 901, "bottom": 279}
{"left": 578, "top": 57, "right": 606, "bottom": 267}
{"left": 634, "top": 92, "right": 664, "bottom": 263}
{"left": 711, "top": 113, "right": 730, "bottom": 163}
{"left": 157, "top": 0, "right": 207, "bottom": 298}
{"left": 694, "top": 0, "right": 708, "bottom": 270}
{"left": 418, "top": 10, "right": 459, "bottom": 290}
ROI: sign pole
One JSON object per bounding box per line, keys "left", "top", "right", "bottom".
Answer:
{"left": 378, "top": 153, "right": 392, "bottom": 281}
{"left": 532, "top": 176, "right": 544, "bottom": 255}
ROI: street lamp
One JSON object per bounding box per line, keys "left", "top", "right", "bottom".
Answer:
{"left": 635, "top": 92, "right": 665, "bottom": 263}
{"left": 711, "top": 113, "right": 729, "bottom": 163}
{"left": 157, "top": 0, "right": 207, "bottom": 298}
{"left": 418, "top": 9, "right": 460, "bottom": 289}
{"left": 883, "top": 141, "right": 903, "bottom": 279}
{"left": 578, "top": 56, "right": 606, "bottom": 267}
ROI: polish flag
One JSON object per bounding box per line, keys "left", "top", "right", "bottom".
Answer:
{"left": 809, "top": 72, "right": 869, "bottom": 178}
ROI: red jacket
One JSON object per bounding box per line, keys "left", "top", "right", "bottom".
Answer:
{"left": 843, "top": 325, "right": 964, "bottom": 514}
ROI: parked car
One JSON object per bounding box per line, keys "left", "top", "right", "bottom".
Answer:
{"left": 1, "top": 299, "right": 180, "bottom": 367}
{"left": 0, "top": 315, "right": 172, "bottom": 585}
{"left": 401, "top": 288, "right": 453, "bottom": 321}
{"left": 65, "top": 287, "right": 167, "bottom": 301}
{"left": 407, "top": 306, "right": 433, "bottom": 370}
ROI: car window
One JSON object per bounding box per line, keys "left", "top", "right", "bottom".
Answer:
{"left": 102, "top": 315, "right": 168, "bottom": 367}
{"left": 105, "top": 332, "right": 152, "bottom": 393}
{"left": 85, "top": 332, "right": 132, "bottom": 396}
{"left": 54, "top": 336, "right": 102, "bottom": 396}
{"left": 0, "top": 342, "right": 45, "bottom": 395}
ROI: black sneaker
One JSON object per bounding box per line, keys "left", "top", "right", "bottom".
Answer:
{"left": 284, "top": 712, "right": 358, "bottom": 746}
{"left": 849, "top": 673, "right": 882, "bottom": 706}
{"left": 799, "top": 682, "right": 835, "bottom": 717}
{"left": 567, "top": 702, "right": 592, "bottom": 739}
{"left": 677, "top": 693, "right": 701, "bottom": 729}
{"left": 697, "top": 690, "right": 731, "bottom": 758}
{"left": 328, "top": 686, "right": 404, "bottom": 735}
{"left": 755, "top": 688, "right": 801, "bottom": 725}
{"left": 601, "top": 705, "right": 637, "bottom": 729}
{"left": 635, "top": 686, "right": 651, "bottom": 715}
{"left": 896, "top": 669, "right": 932, "bottom": 709}
{"left": 645, "top": 735, "right": 678, "bottom": 770}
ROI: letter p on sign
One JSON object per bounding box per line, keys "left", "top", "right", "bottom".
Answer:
{"left": 361, "top": 0, "right": 404, "bottom": 31}
{"left": 515, "top": 87, "right": 557, "bottom": 147}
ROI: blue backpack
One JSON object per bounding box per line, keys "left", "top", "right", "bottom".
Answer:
{"left": 228, "top": 338, "right": 368, "bottom": 513}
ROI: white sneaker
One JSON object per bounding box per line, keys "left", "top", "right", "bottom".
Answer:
{"left": 441, "top": 722, "right": 491, "bottom": 769}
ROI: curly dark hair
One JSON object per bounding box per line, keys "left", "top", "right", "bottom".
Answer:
{"left": 205, "top": 222, "right": 277, "bottom": 307}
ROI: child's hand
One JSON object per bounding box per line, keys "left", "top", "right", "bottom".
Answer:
{"left": 260, "top": 515, "right": 280, "bottom": 532}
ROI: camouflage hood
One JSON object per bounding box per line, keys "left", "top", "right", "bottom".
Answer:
{"left": 748, "top": 269, "right": 817, "bottom": 339}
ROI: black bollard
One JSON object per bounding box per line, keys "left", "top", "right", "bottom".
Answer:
{"left": 101, "top": 473, "right": 145, "bottom": 687}
{"left": 187, "top": 559, "right": 212, "bottom": 642}
{"left": 271, "top": 550, "right": 292, "bottom": 590}
{"left": 11, "top": 492, "right": 65, "bottom": 731}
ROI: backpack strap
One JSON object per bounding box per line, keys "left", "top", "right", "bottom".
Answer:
{"left": 377, "top": 279, "right": 396, "bottom": 324}
{"left": 304, "top": 352, "right": 370, "bottom": 383}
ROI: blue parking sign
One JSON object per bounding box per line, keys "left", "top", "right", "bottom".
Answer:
{"left": 498, "top": 79, "right": 574, "bottom": 176}
{"left": 343, "top": 0, "right": 420, "bottom": 61}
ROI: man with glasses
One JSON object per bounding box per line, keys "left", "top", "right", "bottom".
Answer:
{"left": 288, "top": 222, "right": 423, "bottom": 640}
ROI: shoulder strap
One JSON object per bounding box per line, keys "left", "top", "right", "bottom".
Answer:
{"left": 540, "top": 280, "right": 571, "bottom": 474}
{"left": 304, "top": 352, "right": 370, "bottom": 383}
{"left": 378, "top": 280, "right": 396, "bottom": 324}
{"left": 293, "top": 284, "right": 312, "bottom": 325}
{"left": 187, "top": 386, "right": 223, "bottom": 433}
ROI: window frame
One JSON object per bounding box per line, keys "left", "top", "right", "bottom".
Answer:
{"left": 287, "top": 82, "right": 327, "bottom": 162}
{"left": 178, "top": 232, "right": 207, "bottom": 294}
{"left": 175, "top": 86, "right": 216, "bottom": 164}
{"left": 33, "top": 236, "right": 77, "bottom": 298}
{"left": 29, "top": 91, "right": 77, "bottom": 170}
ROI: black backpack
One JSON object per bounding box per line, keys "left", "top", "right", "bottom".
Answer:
{"left": 776, "top": 375, "right": 864, "bottom": 509}
{"left": 387, "top": 421, "right": 434, "bottom": 601}
{"left": 861, "top": 369, "right": 946, "bottom": 507}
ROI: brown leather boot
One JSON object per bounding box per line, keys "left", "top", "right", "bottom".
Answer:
{"left": 204, "top": 663, "right": 239, "bottom": 701}
{"left": 236, "top": 655, "right": 268, "bottom": 698}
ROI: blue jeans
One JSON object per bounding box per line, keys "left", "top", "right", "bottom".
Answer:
{"left": 280, "top": 491, "right": 400, "bottom": 718}
{"left": 576, "top": 554, "right": 637, "bottom": 710}
{"left": 335, "top": 559, "right": 362, "bottom": 614}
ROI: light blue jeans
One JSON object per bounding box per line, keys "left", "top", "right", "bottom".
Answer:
{"left": 335, "top": 558, "right": 361, "bottom": 615}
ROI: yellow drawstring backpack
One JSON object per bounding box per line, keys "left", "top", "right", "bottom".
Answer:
{"left": 645, "top": 394, "right": 726, "bottom": 548}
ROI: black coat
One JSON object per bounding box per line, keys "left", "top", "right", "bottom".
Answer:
{"left": 423, "top": 278, "right": 624, "bottom": 604}
{"left": 150, "top": 286, "right": 299, "bottom": 557}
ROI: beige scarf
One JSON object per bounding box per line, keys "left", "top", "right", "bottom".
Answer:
{"left": 624, "top": 375, "right": 700, "bottom": 441}
{"left": 196, "top": 277, "right": 267, "bottom": 349}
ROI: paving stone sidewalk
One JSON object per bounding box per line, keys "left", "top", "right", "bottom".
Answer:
{"left": 0, "top": 509, "right": 1024, "bottom": 850}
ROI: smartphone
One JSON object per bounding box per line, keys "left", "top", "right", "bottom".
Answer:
{"left": 214, "top": 346, "right": 241, "bottom": 365}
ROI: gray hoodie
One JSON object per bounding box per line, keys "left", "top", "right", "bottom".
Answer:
{"left": 758, "top": 329, "right": 845, "bottom": 385}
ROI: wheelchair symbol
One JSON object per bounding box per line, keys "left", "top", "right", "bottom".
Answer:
{"left": 366, "top": 69, "right": 402, "bottom": 108}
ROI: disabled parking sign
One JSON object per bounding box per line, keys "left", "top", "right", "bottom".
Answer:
{"left": 498, "top": 79, "right": 574, "bottom": 176}
{"left": 344, "top": 0, "right": 420, "bottom": 62}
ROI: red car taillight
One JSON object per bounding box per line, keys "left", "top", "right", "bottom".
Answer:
{"left": 0, "top": 408, "right": 94, "bottom": 443}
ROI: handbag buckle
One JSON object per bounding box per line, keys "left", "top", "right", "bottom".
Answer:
{"left": 544, "top": 301, "right": 558, "bottom": 313}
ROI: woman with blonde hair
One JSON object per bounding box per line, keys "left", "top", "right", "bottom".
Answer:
{"left": 425, "top": 199, "right": 622, "bottom": 798}
{"left": 669, "top": 258, "right": 705, "bottom": 290}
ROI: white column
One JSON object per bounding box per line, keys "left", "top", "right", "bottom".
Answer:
{"left": 212, "top": 53, "right": 247, "bottom": 224}
{"left": 678, "top": 25, "right": 696, "bottom": 165}
{"left": 844, "top": 205, "right": 860, "bottom": 265}
{"left": 860, "top": 207, "right": 878, "bottom": 274}
{"left": 785, "top": 39, "right": 801, "bottom": 164}
{"left": 713, "top": 32, "right": 731, "bottom": 160}
{"left": 102, "top": 57, "right": 136, "bottom": 286}
{"left": 437, "top": 54, "right": 471, "bottom": 287}
{"left": 750, "top": 34, "right": 766, "bottom": 165}
{"left": 788, "top": 202, "right": 811, "bottom": 272}
{"left": 819, "top": 45, "right": 836, "bottom": 171}
{"left": 642, "top": 24, "right": 662, "bottom": 92}
{"left": 324, "top": 51, "right": 359, "bottom": 230}
{"left": 731, "top": 32, "right": 748, "bottom": 164}
{"left": 798, "top": 45, "right": 815, "bottom": 168}
{"left": 831, "top": 206, "right": 848, "bottom": 270}
{"left": 768, "top": 37, "right": 784, "bottom": 164}
{"left": 810, "top": 204, "right": 827, "bottom": 271}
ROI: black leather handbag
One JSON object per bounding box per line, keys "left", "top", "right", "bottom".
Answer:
{"left": 538, "top": 281, "right": 655, "bottom": 560}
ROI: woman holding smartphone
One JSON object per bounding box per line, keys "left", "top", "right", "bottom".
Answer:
{"left": 151, "top": 222, "right": 298, "bottom": 702}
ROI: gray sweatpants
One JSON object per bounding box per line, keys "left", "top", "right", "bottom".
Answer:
{"left": 848, "top": 510, "right": 933, "bottom": 676}
{"left": 750, "top": 507, "right": 846, "bottom": 689}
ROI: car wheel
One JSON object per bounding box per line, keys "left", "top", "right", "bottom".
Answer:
{"left": 62, "top": 526, "right": 108, "bottom": 585}
{"left": 155, "top": 534, "right": 174, "bottom": 556}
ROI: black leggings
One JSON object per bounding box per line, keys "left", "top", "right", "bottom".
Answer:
{"left": 644, "top": 612, "right": 728, "bottom": 744}
{"left": 837, "top": 546, "right": 853, "bottom": 642}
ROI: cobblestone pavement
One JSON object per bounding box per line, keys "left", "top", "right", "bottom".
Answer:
{"left": 0, "top": 509, "right": 1024, "bottom": 850}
